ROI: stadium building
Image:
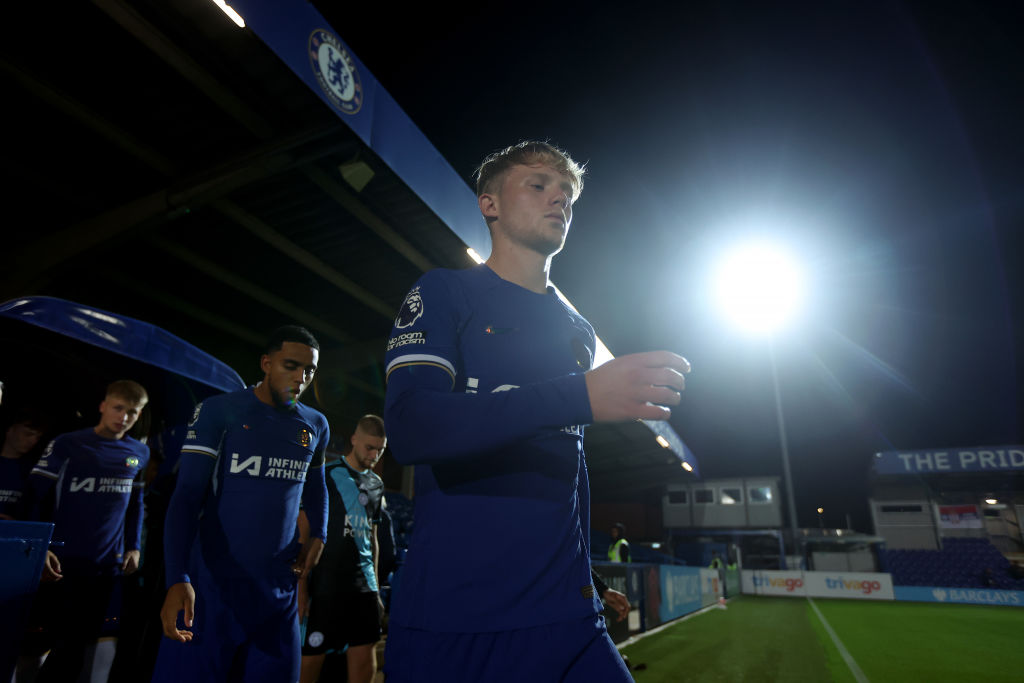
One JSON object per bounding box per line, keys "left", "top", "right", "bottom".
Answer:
{"left": 870, "top": 445, "right": 1024, "bottom": 592}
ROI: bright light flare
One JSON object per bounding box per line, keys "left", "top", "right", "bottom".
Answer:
{"left": 211, "top": 0, "right": 245, "bottom": 27}
{"left": 985, "top": 498, "right": 997, "bottom": 505}
{"left": 655, "top": 435, "right": 671, "bottom": 449}
{"left": 681, "top": 461, "right": 693, "bottom": 472}
{"left": 466, "top": 247, "right": 484, "bottom": 264}
{"left": 713, "top": 242, "right": 803, "bottom": 335}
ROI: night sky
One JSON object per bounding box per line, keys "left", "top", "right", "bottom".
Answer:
{"left": 316, "top": 1, "right": 1024, "bottom": 530}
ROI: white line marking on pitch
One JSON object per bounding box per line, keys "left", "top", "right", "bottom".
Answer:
{"left": 615, "top": 599, "right": 729, "bottom": 650}
{"left": 807, "top": 598, "right": 870, "bottom": 683}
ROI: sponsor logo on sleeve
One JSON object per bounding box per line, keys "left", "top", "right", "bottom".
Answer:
{"left": 37, "top": 440, "right": 55, "bottom": 466}
{"left": 395, "top": 286, "right": 424, "bottom": 329}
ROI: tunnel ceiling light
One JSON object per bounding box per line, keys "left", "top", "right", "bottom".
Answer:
{"left": 210, "top": 0, "right": 245, "bottom": 27}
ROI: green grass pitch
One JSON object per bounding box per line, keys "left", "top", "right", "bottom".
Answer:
{"left": 619, "top": 597, "right": 1024, "bottom": 682}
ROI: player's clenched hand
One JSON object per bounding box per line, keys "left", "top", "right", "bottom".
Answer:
{"left": 41, "top": 550, "right": 63, "bottom": 582}
{"left": 160, "top": 582, "right": 196, "bottom": 642}
{"left": 293, "top": 537, "right": 325, "bottom": 581}
{"left": 585, "top": 351, "right": 690, "bottom": 422}
{"left": 601, "top": 588, "right": 630, "bottom": 622}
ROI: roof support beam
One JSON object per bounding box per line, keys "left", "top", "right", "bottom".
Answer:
{"left": 302, "top": 167, "right": 435, "bottom": 273}
{"left": 150, "top": 235, "right": 354, "bottom": 345}
{"left": 213, "top": 201, "right": 396, "bottom": 319}
{"left": 149, "top": 236, "right": 384, "bottom": 398}
{"left": 93, "top": 0, "right": 437, "bottom": 274}
{"left": 0, "top": 131, "right": 348, "bottom": 298}
{"left": 92, "top": 0, "right": 275, "bottom": 139}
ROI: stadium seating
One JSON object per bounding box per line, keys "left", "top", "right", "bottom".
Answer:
{"left": 883, "top": 537, "right": 1024, "bottom": 590}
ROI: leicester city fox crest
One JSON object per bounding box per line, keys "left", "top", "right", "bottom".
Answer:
{"left": 395, "top": 286, "right": 424, "bottom": 329}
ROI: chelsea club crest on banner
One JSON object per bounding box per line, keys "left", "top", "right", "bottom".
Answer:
{"left": 309, "top": 29, "right": 363, "bottom": 115}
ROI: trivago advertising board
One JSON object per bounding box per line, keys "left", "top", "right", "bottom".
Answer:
{"left": 742, "top": 571, "right": 895, "bottom": 600}
{"left": 742, "top": 570, "right": 808, "bottom": 596}
{"left": 804, "top": 572, "right": 894, "bottom": 600}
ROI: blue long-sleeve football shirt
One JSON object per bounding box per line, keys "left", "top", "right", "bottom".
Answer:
{"left": 384, "top": 265, "right": 601, "bottom": 632}
{"left": 163, "top": 388, "right": 329, "bottom": 588}
{"left": 27, "top": 429, "right": 149, "bottom": 574}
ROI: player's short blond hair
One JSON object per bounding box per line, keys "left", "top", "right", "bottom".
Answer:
{"left": 474, "top": 141, "right": 585, "bottom": 203}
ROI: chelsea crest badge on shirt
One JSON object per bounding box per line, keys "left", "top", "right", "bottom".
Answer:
{"left": 298, "top": 428, "right": 311, "bottom": 448}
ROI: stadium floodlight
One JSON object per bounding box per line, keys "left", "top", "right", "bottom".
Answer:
{"left": 714, "top": 240, "right": 804, "bottom": 567}
{"left": 985, "top": 498, "right": 998, "bottom": 505}
{"left": 712, "top": 242, "right": 804, "bottom": 336}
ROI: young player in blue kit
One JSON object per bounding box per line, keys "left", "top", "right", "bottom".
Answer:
{"left": 298, "top": 414, "right": 387, "bottom": 683}
{"left": 382, "top": 141, "right": 690, "bottom": 682}
{"left": 153, "top": 326, "right": 329, "bottom": 683}
{"left": 22, "top": 379, "right": 149, "bottom": 682}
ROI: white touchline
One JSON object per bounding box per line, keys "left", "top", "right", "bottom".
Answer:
{"left": 615, "top": 600, "right": 728, "bottom": 650}
{"left": 808, "top": 598, "right": 869, "bottom": 683}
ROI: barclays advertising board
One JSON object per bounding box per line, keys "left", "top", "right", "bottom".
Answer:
{"left": 659, "top": 566, "right": 703, "bottom": 622}
{"left": 895, "top": 586, "right": 1024, "bottom": 606}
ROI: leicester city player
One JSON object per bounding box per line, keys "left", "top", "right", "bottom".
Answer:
{"left": 153, "top": 326, "right": 329, "bottom": 683}
{"left": 382, "top": 141, "right": 690, "bottom": 682}
{"left": 299, "top": 414, "right": 386, "bottom": 683}
{"left": 22, "top": 379, "right": 149, "bottom": 682}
